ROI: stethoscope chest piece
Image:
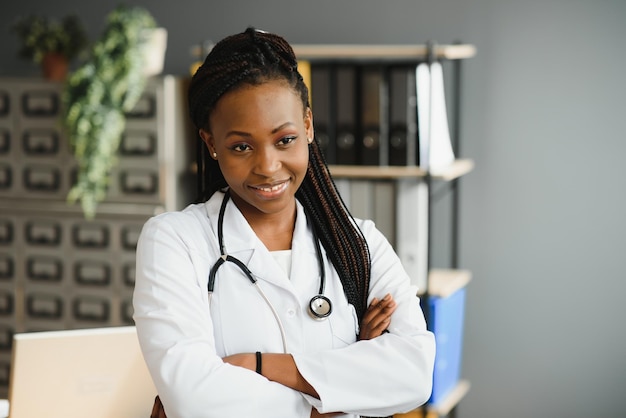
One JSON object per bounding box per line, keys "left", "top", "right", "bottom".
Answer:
{"left": 211, "top": 191, "right": 334, "bottom": 326}
{"left": 309, "top": 295, "right": 332, "bottom": 320}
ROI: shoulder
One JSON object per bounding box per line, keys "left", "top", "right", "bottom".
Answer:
{"left": 353, "top": 217, "right": 387, "bottom": 247}
{"left": 143, "top": 191, "right": 226, "bottom": 231}
{"left": 139, "top": 202, "right": 212, "bottom": 248}
{"left": 146, "top": 202, "right": 207, "bottom": 228}
{"left": 351, "top": 217, "right": 401, "bottom": 266}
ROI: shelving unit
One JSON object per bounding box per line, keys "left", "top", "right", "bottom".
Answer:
{"left": 294, "top": 43, "right": 475, "bottom": 417}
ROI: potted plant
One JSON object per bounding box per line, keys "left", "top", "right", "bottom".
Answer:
{"left": 62, "top": 5, "right": 165, "bottom": 218}
{"left": 11, "top": 14, "right": 88, "bottom": 80}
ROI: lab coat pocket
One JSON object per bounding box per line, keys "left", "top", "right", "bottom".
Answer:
{"left": 328, "top": 303, "right": 359, "bottom": 347}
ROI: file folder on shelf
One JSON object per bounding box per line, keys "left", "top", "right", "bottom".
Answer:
{"left": 310, "top": 64, "right": 335, "bottom": 164}
{"left": 416, "top": 62, "right": 455, "bottom": 170}
{"left": 334, "top": 66, "right": 358, "bottom": 165}
{"left": 358, "top": 66, "right": 388, "bottom": 166}
{"left": 389, "top": 65, "right": 418, "bottom": 166}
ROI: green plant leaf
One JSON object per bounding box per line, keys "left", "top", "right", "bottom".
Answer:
{"left": 62, "top": 5, "right": 158, "bottom": 219}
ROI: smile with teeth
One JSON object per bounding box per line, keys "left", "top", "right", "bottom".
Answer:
{"left": 251, "top": 182, "right": 288, "bottom": 193}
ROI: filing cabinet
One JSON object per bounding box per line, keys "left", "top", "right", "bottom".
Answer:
{"left": 0, "top": 76, "right": 196, "bottom": 397}
{"left": 0, "top": 77, "right": 196, "bottom": 207}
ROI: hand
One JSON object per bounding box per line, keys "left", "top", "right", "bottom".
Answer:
{"left": 358, "top": 293, "right": 397, "bottom": 340}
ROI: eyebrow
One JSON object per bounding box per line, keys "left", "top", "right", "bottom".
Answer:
{"left": 225, "top": 122, "right": 296, "bottom": 138}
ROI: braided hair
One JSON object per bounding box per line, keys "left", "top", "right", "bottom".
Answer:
{"left": 188, "top": 27, "right": 371, "bottom": 321}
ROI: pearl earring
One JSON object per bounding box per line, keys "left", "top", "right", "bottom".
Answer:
{"left": 212, "top": 152, "right": 217, "bottom": 158}
{"left": 307, "top": 137, "right": 313, "bottom": 144}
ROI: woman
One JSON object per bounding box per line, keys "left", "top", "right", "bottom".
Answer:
{"left": 133, "top": 27, "right": 435, "bottom": 418}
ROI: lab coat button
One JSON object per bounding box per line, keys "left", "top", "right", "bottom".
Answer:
{"left": 287, "top": 308, "right": 296, "bottom": 317}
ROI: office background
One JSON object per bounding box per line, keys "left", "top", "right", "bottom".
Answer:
{"left": 1, "top": 0, "right": 625, "bottom": 417}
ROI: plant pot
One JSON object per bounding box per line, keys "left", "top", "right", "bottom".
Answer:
{"left": 42, "top": 53, "right": 69, "bottom": 81}
{"left": 143, "top": 27, "right": 168, "bottom": 76}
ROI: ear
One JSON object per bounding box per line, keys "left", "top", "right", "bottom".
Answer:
{"left": 199, "top": 129, "right": 217, "bottom": 159}
{"left": 304, "top": 107, "right": 314, "bottom": 142}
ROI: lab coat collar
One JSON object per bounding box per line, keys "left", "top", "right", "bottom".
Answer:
{"left": 203, "top": 191, "right": 321, "bottom": 290}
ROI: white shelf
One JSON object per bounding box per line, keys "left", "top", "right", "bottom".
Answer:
{"left": 328, "top": 159, "right": 474, "bottom": 181}
{"left": 294, "top": 44, "right": 477, "bottom": 61}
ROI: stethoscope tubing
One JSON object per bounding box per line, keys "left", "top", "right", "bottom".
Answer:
{"left": 206, "top": 191, "right": 333, "bottom": 353}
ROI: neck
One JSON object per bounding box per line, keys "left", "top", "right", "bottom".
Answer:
{"left": 229, "top": 194, "right": 297, "bottom": 251}
{"left": 253, "top": 217, "right": 295, "bottom": 251}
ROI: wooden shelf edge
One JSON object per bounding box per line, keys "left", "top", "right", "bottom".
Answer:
{"left": 328, "top": 159, "right": 474, "bottom": 181}
{"left": 294, "top": 44, "right": 476, "bottom": 61}
{"left": 427, "top": 380, "right": 471, "bottom": 416}
{"left": 430, "top": 159, "right": 475, "bottom": 181}
{"left": 418, "top": 269, "right": 472, "bottom": 298}
{"left": 328, "top": 164, "right": 426, "bottom": 179}
{"left": 394, "top": 380, "right": 471, "bottom": 417}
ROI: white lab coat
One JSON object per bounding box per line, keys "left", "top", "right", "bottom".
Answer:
{"left": 133, "top": 191, "right": 435, "bottom": 418}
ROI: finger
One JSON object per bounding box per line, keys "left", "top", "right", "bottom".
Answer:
{"left": 362, "top": 295, "right": 395, "bottom": 326}
{"left": 360, "top": 314, "right": 391, "bottom": 340}
{"left": 371, "top": 296, "right": 397, "bottom": 317}
{"left": 365, "top": 309, "right": 392, "bottom": 331}
{"left": 364, "top": 300, "right": 397, "bottom": 330}
{"left": 369, "top": 316, "right": 392, "bottom": 336}
{"left": 372, "top": 293, "right": 394, "bottom": 310}
{"left": 361, "top": 298, "right": 381, "bottom": 323}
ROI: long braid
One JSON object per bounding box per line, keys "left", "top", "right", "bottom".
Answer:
{"left": 188, "top": 27, "right": 371, "bottom": 320}
{"left": 297, "top": 142, "right": 371, "bottom": 320}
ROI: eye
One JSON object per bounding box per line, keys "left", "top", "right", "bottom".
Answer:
{"left": 231, "top": 143, "right": 251, "bottom": 152}
{"left": 278, "top": 135, "right": 297, "bottom": 146}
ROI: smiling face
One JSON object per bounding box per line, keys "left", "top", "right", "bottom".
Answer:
{"left": 199, "top": 80, "right": 313, "bottom": 225}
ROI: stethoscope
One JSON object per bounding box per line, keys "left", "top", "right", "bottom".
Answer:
{"left": 207, "top": 192, "right": 333, "bottom": 351}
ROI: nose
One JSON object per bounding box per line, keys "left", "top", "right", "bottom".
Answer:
{"left": 253, "top": 146, "right": 281, "bottom": 176}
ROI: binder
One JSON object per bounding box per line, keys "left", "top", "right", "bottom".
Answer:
{"left": 310, "top": 64, "right": 335, "bottom": 163}
{"left": 349, "top": 180, "right": 373, "bottom": 220}
{"left": 358, "top": 66, "right": 388, "bottom": 166}
{"left": 389, "top": 65, "right": 418, "bottom": 166}
{"left": 373, "top": 181, "right": 395, "bottom": 243}
{"left": 396, "top": 179, "right": 429, "bottom": 291}
{"left": 334, "top": 66, "right": 358, "bottom": 165}
{"left": 416, "top": 62, "right": 455, "bottom": 170}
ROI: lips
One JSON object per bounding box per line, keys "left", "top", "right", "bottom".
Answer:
{"left": 249, "top": 180, "right": 289, "bottom": 198}
{"left": 253, "top": 183, "right": 286, "bottom": 193}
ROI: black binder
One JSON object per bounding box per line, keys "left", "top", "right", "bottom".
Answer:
{"left": 334, "top": 65, "right": 358, "bottom": 165}
{"left": 310, "top": 64, "right": 335, "bottom": 164}
{"left": 389, "top": 65, "right": 418, "bottom": 166}
{"left": 358, "top": 66, "right": 388, "bottom": 166}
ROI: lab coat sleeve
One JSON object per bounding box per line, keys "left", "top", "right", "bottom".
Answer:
{"left": 292, "top": 220, "right": 436, "bottom": 417}
{"left": 133, "top": 213, "right": 311, "bottom": 418}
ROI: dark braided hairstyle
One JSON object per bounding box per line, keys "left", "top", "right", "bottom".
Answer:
{"left": 188, "top": 27, "right": 371, "bottom": 321}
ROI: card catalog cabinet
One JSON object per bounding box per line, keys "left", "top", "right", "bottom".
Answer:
{"left": 0, "top": 76, "right": 195, "bottom": 397}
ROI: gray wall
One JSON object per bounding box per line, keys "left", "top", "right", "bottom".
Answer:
{"left": 2, "top": 1, "right": 625, "bottom": 417}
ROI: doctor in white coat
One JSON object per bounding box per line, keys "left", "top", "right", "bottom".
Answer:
{"left": 133, "top": 27, "right": 435, "bottom": 418}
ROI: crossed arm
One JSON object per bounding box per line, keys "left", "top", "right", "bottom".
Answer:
{"left": 222, "top": 293, "right": 397, "bottom": 416}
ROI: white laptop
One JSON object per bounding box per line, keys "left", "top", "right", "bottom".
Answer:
{"left": 8, "top": 326, "right": 157, "bottom": 418}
